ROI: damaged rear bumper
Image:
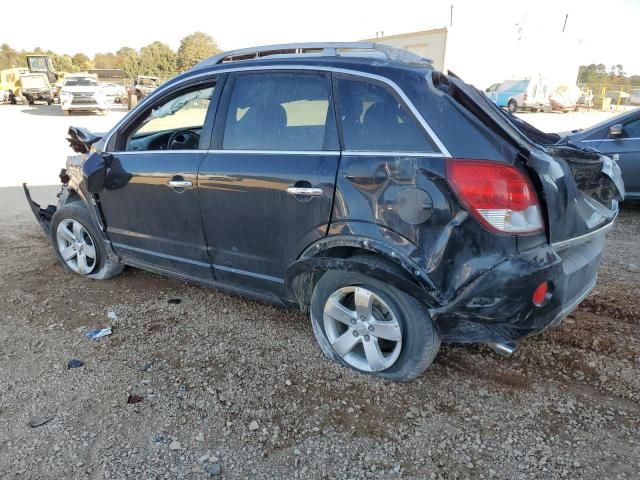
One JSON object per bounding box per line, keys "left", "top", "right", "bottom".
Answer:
{"left": 430, "top": 228, "right": 608, "bottom": 344}
{"left": 23, "top": 183, "right": 57, "bottom": 236}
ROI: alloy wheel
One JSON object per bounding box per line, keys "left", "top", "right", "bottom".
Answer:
{"left": 323, "top": 286, "right": 402, "bottom": 372}
{"left": 55, "top": 219, "right": 97, "bottom": 275}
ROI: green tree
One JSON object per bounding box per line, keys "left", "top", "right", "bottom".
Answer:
{"left": 577, "top": 63, "right": 609, "bottom": 85}
{"left": 114, "top": 47, "right": 136, "bottom": 68}
{"left": 51, "top": 53, "right": 76, "bottom": 72}
{"left": 94, "top": 52, "right": 117, "bottom": 69}
{"left": 138, "top": 41, "right": 176, "bottom": 78}
{"left": 71, "top": 53, "right": 93, "bottom": 71}
{"left": 176, "top": 32, "right": 220, "bottom": 71}
{"left": 0, "top": 43, "right": 22, "bottom": 69}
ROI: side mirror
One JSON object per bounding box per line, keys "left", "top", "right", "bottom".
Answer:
{"left": 609, "top": 124, "right": 624, "bottom": 137}
{"left": 82, "top": 153, "right": 112, "bottom": 193}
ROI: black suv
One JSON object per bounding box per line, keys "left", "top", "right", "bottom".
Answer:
{"left": 25, "top": 43, "right": 624, "bottom": 381}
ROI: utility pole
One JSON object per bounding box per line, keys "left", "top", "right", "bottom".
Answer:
{"left": 562, "top": 13, "right": 568, "bottom": 32}
{"left": 450, "top": 4, "right": 454, "bottom": 27}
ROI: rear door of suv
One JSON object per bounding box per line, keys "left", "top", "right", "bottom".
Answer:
{"left": 198, "top": 70, "right": 340, "bottom": 295}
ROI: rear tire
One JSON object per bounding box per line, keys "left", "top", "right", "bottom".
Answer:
{"left": 310, "top": 255, "right": 440, "bottom": 381}
{"left": 507, "top": 99, "right": 517, "bottom": 113}
{"left": 50, "top": 201, "right": 124, "bottom": 280}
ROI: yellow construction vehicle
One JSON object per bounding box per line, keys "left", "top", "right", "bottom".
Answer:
{"left": 25, "top": 54, "right": 65, "bottom": 102}
{"left": 0, "top": 67, "right": 29, "bottom": 104}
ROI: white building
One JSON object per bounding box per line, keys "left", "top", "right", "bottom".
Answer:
{"left": 366, "top": 25, "right": 584, "bottom": 91}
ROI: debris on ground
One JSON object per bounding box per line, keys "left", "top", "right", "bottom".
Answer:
{"left": 168, "top": 298, "right": 182, "bottom": 305}
{"left": 205, "top": 463, "right": 221, "bottom": 477}
{"left": 248, "top": 420, "right": 259, "bottom": 431}
{"left": 168, "top": 440, "right": 182, "bottom": 450}
{"left": 28, "top": 415, "right": 55, "bottom": 428}
{"left": 107, "top": 310, "right": 118, "bottom": 321}
{"left": 66, "top": 359, "right": 84, "bottom": 369}
{"left": 139, "top": 361, "right": 153, "bottom": 372}
{"left": 126, "top": 394, "right": 143, "bottom": 404}
{"left": 84, "top": 326, "right": 112, "bottom": 341}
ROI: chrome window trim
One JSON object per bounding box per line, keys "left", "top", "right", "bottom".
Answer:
{"left": 343, "top": 150, "right": 444, "bottom": 158}
{"left": 581, "top": 137, "right": 640, "bottom": 143}
{"left": 111, "top": 150, "right": 203, "bottom": 155}
{"left": 109, "top": 150, "right": 444, "bottom": 157}
{"left": 103, "top": 64, "right": 451, "bottom": 157}
{"left": 207, "top": 149, "right": 339, "bottom": 156}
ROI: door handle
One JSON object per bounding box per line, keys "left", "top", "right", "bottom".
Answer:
{"left": 286, "top": 187, "right": 323, "bottom": 197}
{"left": 168, "top": 180, "right": 193, "bottom": 188}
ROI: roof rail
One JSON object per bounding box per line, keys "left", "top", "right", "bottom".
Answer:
{"left": 193, "top": 42, "right": 432, "bottom": 70}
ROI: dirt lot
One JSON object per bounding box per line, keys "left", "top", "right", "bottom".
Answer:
{"left": 1, "top": 104, "right": 639, "bottom": 479}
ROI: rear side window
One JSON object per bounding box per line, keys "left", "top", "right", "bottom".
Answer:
{"left": 335, "top": 76, "right": 435, "bottom": 152}
{"left": 223, "top": 72, "right": 336, "bottom": 151}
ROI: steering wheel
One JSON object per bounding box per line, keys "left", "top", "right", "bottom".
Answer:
{"left": 167, "top": 129, "right": 200, "bottom": 150}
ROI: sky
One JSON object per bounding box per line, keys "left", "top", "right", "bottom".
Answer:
{"left": 4, "top": 0, "right": 639, "bottom": 86}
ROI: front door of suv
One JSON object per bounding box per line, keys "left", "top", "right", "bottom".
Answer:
{"left": 198, "top": 71, "right": 340, "bottom": 295}
{"left": 99, "top": 77, "right": 223, "bottom": 281}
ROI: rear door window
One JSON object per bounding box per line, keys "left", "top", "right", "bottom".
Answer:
{"left": 335, "top": 76, "right": 435, "bottom": 152}
{"left": 623, "top": 118, "right": 640, "bottom": 138}
{"left": 222, "top": 72, "right": 337, "bottom": 151}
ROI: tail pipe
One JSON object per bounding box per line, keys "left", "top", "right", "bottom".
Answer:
{"left": 486, "top": 341, "right": 518, "bottom": 357}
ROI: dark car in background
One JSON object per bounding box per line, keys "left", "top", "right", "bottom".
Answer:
{"left": 560, "top": 108, "right": 640, "bottom": 200}
{"left": 24, "top": 42, "right": 624, "bottom": 381}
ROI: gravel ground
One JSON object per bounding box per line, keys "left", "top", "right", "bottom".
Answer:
{"left": 0, "top": 185, "right": 638, "bottom": 480}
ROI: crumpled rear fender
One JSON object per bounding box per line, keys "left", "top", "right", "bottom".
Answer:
{"left": 285, "top": 232, "right": 442, "bottom": 311}
{"left": 285, "top": 256, "right": 439, "bottom": 313}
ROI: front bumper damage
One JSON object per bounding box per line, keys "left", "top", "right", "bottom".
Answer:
{"left": 23, "top": 183, "right": 57, "bottom": 236}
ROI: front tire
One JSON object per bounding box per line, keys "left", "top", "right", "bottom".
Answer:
{"left": 310, "top": 256, "right": 440, "bottom": 381}
{"left": 50, "top": 201, "right": 123, "bottom": 280}
{"left": 507, "top": 99, "right": 518, "bottom": 113}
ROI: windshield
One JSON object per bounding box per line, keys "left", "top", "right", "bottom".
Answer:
{"left": 498, "top": 80, "right": 529, "bottom": 92}
{"left": 64, "top": 77, "right": 99, "bottom": 87}
{"left": 27, "top": 56, "right": 52, "bottom": 72}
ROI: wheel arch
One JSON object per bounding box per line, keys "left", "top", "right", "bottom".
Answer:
{"left": 285, "top": 236, "right": 440, "bottom": 312}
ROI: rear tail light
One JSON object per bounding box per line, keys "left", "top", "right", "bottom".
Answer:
{"left": 532, "top": 281, "right": 550, "bottom": 306}
{"left": 446, "top": 159, "right": 544, "bottom": 235}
